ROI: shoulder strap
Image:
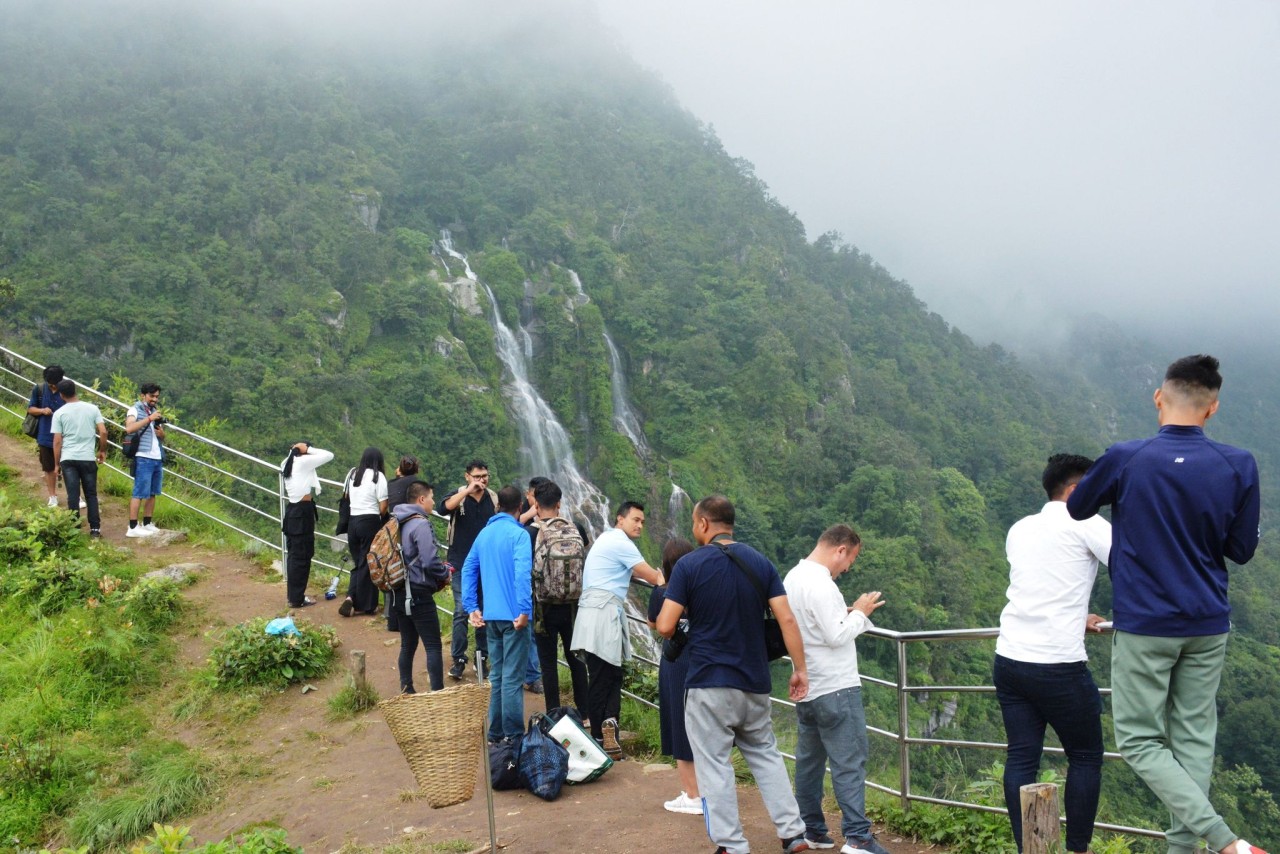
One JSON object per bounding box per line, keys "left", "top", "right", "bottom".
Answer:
{"left": 714, "top": 542, "right": 772, "bottom": 612}
{"left": 342, "top": 468, "right": 354, "bottom": 494}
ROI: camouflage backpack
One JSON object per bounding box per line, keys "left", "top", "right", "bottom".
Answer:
{"left": 532, "top": 517, "right": 586, "bottom": 604}
{"left": 368, "top": 516, "right": 407, "bottom": 593}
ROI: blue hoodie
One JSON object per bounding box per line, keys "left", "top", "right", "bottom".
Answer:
{"left": 1068, "top": 424, "right": 1260, "bottom": 637}
{"left": 461, "top": 511, "right": 533, "bottom": 621}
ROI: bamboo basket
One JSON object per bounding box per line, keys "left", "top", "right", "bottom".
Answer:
{"left": 379, "top": 684, "right": 490, "bottom": 808}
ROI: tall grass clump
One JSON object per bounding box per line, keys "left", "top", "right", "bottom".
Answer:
{"left": 208, "top": 617, "right": 338, "bottom": 689}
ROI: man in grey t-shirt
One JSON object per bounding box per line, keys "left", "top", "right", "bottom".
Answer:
{"left": 50, "top": 379, "right": 108, "bottom": 538}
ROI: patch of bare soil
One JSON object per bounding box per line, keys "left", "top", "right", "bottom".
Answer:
{"left": 1, "top": 431, "right": 940, "bottom": 854}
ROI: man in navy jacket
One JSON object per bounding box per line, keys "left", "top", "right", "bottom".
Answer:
{"left": 1068, "top": 354, "right": 1263, "bottom": 854}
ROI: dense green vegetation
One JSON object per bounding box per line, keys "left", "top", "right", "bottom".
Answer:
{"left": 1, "top": 0, "right": 1277, "bottom": 847}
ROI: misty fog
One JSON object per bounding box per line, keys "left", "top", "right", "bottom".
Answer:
{"left": 594, "top": 1, "right": 1280, "bottom": 353}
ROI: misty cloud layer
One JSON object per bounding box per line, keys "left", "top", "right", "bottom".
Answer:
{"left": 594, "top": 1, "right": 1280, "bottom": 349}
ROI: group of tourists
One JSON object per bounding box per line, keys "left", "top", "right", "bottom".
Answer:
{"left": 24, "top": 353, "right": 1264, "bottom": 854}
{"left": 24, "top": 366, "right": 168, "bottom": 539}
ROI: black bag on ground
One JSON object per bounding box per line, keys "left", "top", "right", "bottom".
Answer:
{"left": 538, "top": 706, "right": 584, "bottom": 734}
{"left": 519, "top": 714, "right": 569, "bottom": 801}
{"left": 489, "top": 735, "right": 524, "bottom": 790}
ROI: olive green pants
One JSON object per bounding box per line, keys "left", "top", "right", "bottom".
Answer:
{"left": 1111, "top": 631, "right": 1234, "bottom": 853}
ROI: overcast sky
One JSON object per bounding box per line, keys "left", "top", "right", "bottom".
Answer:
{"left": 593, "top": 1, "right": 1280, "bottom": 349}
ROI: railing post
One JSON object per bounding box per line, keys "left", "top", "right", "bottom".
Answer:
{"left": 897, "top": 636, "right": 910, "bottom": 811}
{"left": 1020, "top": 782, "right": 1062, "bottom": 853}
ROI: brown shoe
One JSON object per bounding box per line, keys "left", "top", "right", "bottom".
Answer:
{"left": 601, "top": 717, "right": 623, "bottom": 760}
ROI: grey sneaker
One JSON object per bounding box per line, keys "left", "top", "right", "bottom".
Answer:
{"left": 601, "top": 717, "right": 623, "bottom": 760}
{"left": 524, "top": 678, "right": 544, "bottom": 695}
{"left": 781, "top": 836, "right": 811, "bottom": 853}
{"left": 804, "top": 831, "right": 836, "bottom": 849}
{"left": 841, "top": 835, "right": 891, "bottom": 854}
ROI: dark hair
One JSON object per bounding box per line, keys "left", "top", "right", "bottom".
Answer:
{"left": 1042, "top": 453, "right": 1094, "bottom": 500}
{"left": 56, "top": 378, "right": 76, "bottom": 398}
{"left": 534, "top": 480, "right": 562, "bottom": 509}
{"left": 139, "top": 382, "right": 162, "bottom": 395}
{"left": 465, "top": 459, "right": 489, "bottom": 474}
{"left": 693, "top": 495, "right": 735, "bottom": 527}
{"left": 528, "top": 476, "right": 550, "bottom": 491}
{"left": 398, "top": 455, "right": 420, "bottom": 476}
{"left": 406, "top": 480, "right": 434, "bottom": 504}
{"left": 661, "top": 538, "right": 695, "bottom": 575}
{"left": 43, "top": 365, "right": 64, "bottom": 385}
{"left": 353, "top": 446, "right": 385, "bottom": 487}
{"left": 616, "top": 500, "right": 645, "bottom": 520}
{"left": 281, "top": 441, "right": 311, "bottom": 478}
{"left": 1165, "top": 354, "right": 1222, "bottom": 395}
{"left": 497, "top": 485, "right": 522, "bottom": 512}
{"left": 817, "top": 524, "right": 861, "bottom": 549}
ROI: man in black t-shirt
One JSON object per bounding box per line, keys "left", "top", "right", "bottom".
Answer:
{"left": 437, "top": 458, "right": 497, "bottom": 680}
{"left": 656, "top": 495, "right": 811, "bottom": 854}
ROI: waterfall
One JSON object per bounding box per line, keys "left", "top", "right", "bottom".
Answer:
{"left": 669, "top": 482, "right": 690, "bottom": 538}
{"left": 441, "top": 231, "right": 612, "bottom": 537}
{"left": 568, "top": 267, "right": 650, "bottom": 457}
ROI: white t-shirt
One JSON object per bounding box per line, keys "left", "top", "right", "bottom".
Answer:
{"left": 581, "top": 527, "right": 645, "bottom": 601}
{"left": 783, "top": 558, "right": 872, "bottom": 701}
{"left": 281, "top": 447, "right": 334, "bottom": 503}
{"left": 127, "top": 403, "right": 162, "bottom": 460}
{"left": 347, "top": 468, "right": 388, "bottom": 516}
{"left": 996, "top": 501, "right": 1111, "bottom": 663}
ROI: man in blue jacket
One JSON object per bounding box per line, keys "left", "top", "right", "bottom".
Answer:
{"left": 462, "top": 485, "right": 533, "bottom": 743}
{"left": 1068, "top": 354, "right": 1263, "bottom": 854}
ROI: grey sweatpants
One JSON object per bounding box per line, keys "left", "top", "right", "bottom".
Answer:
{"left": 685, "top": 687, "right": 805, "bottom": 853}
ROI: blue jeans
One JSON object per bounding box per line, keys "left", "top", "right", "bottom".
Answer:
{"left": 131, "top": 456, "right": 163, "bottom": 499}
{"left": 451, "top": 576, "right": 486, "bottom": 665}
{"left": 485, "top": 620, "right": 530, "bottom": 741}
{"left": 794, "top": 686, "right": 872, "bottom": 842}
{"left": 994, "top": 654, "right": 1103, "bottom": 853}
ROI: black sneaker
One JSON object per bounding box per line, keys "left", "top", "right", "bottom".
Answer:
{"left": 448, "top": 660, "right": 465, "bottom": 680}
{"left": 89, "top": 529, "right": 102, "bottom": 539}
{"left": 781, "top": 836, "right": 811, "bottom": 853}
{"left": 804, "top": 831, "right": 836, "bottom": 849}
{"left": 525, "top": 678, "right": 544, "bottom": 694}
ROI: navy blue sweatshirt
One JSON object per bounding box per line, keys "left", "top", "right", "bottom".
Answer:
{"left": 1067, "top": 424, "right": 1260, "bottom": 637}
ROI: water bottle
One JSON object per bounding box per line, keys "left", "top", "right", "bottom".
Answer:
{"left": 325, "top": 575, "right": 340, "bottom": 600}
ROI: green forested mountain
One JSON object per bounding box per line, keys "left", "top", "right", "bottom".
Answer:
{"left": 1, "top": 0, "right": 1276, "bottom": 844}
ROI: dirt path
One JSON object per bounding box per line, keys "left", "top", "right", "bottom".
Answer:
{"left": 1, "top": 431, "right": 939, "bottom": 854}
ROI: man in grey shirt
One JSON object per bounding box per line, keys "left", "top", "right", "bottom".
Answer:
{"left": 50, "top": 379, "right": 108, "bottom": 538}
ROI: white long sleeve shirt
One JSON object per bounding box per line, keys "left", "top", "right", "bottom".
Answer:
{"left": 281, "top": 447, "right": 334, "bottom": 504}
{"left": 996, "top": 501, "right": 1111, "bottom": 663}
{"left": 783, "top": 558, "right": 872, "bottom": 701}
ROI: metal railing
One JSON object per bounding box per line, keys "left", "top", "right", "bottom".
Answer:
{"left": 619, "top": 589, "right": 1164, "bottom": 843}
{"left": 2, "top": 341, "right": 1160, "bottom": 842}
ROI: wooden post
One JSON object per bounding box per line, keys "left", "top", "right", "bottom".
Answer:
{"left": 350, "top": 649, "right": 366, "bottom": 693}
{"left": 1020, "top": 782, "right": 1062, "bottom": 853}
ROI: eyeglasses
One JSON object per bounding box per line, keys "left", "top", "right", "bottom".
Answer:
{"left": 469, "top": 473, "right": 490, "bottom": 480}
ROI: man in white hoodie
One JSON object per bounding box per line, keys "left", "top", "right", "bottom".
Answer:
{"left": 784, "top": 525, "right": 890, "bottom": 854}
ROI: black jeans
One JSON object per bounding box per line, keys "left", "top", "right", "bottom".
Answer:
{"left": 584, "top": 651, "right": 623, "bottom": 740}
{"left": 396, "top": 584, "right": 444, "bottom": 692}
{"left": 535, "top": 603, "right": 588, "bottom": 713}
{"left": 282, "top": 500, "right": 316, "bottom": 606}
{"left": 994, "top": 654, "right": 1104, "bottom": 853}
{"left": 61, "top": 460, "right": 100, "bottom": 529}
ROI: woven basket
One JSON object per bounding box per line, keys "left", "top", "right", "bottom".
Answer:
{"left": 379, "top": 684, "right": 490, "bottom": 808}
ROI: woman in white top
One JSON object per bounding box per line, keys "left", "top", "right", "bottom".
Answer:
{"left": 338, "top": 446, "right": 389, "bottom": 617}
{"left": 280, "top": 442, "right": 334, "bottom": 608}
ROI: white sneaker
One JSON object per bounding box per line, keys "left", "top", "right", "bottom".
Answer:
{"left": 144, "top": 523, "right": 160, "bottom": 533}
{"left": 662, "top": 792, "right": 703, "bottom": 815}
{"left": 47, "top": 496, "right": 58, "bottom": 507}
{"left": 125, "top": 525, "right": 154, "bottom": 538}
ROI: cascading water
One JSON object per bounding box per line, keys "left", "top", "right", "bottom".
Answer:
{"left": 441, "top": 231, "right": 611, "bottom": 537}
{"left": 569, "top": 269, "right": 650, "bottom": 458}
{"left": 669, "top": 482, "right": 691, "bottom": 537}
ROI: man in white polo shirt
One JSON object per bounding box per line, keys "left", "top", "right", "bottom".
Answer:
{"left": 995, "top": 454, "right": 1111, "bottom": 854}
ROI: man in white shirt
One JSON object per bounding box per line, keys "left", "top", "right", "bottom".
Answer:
{"left": 784, "top": 525, "right": 889, "bottom": 854}
{"left": 124, "top": 383, "right": 166, "bottom": 537}
{"left": 995, "top": 454, "right": 1111, "bottom": 854}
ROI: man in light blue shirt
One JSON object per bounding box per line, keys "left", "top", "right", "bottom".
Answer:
{"left": 50, "top": 379, "right": 107, "bottom": 538}
{"left": 571, "top": 501, "right": 662, "bottom": 757}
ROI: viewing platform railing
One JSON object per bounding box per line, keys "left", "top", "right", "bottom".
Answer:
{"left": 1, "top": 340, "right": 1161, "bottom": 843}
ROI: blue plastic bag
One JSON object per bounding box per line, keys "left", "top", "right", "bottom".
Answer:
{"left": 265, "top": 616, "right": 299, "bottom": 636}
{"left": 519, "top": 714, "right": 569, "bottom": 801}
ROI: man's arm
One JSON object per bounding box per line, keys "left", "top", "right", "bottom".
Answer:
{"left": 514, "top": 531, "right": 533, "bottom": 626}
{"left": 1067, "top": 449, "right": 1121, "bottom": 521}
{"left": 125, "top": 405, "right": 159, "bottom": 434}
{"left": 1224, "top": 459, "right": 1261, "bottom": 565}
{"left": 461, "top": 547, "right": 480, "bottom": 615}
{"left": 770, "top": 595, "right": 809, "bottom": 702}
{"left": 95, "top": 422, "right": 108, "bottom": 463}
{"left": 442, "top": 485, "right": 473, "bottom": 513}
{"left": 52, "top": 433, "right": 62, "bottom": 471}
{"left": 655, "top": 597, "right": 685, "bottom": 638}
{"left": 630, "top": 560, "right": 662, "bottom": 586}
